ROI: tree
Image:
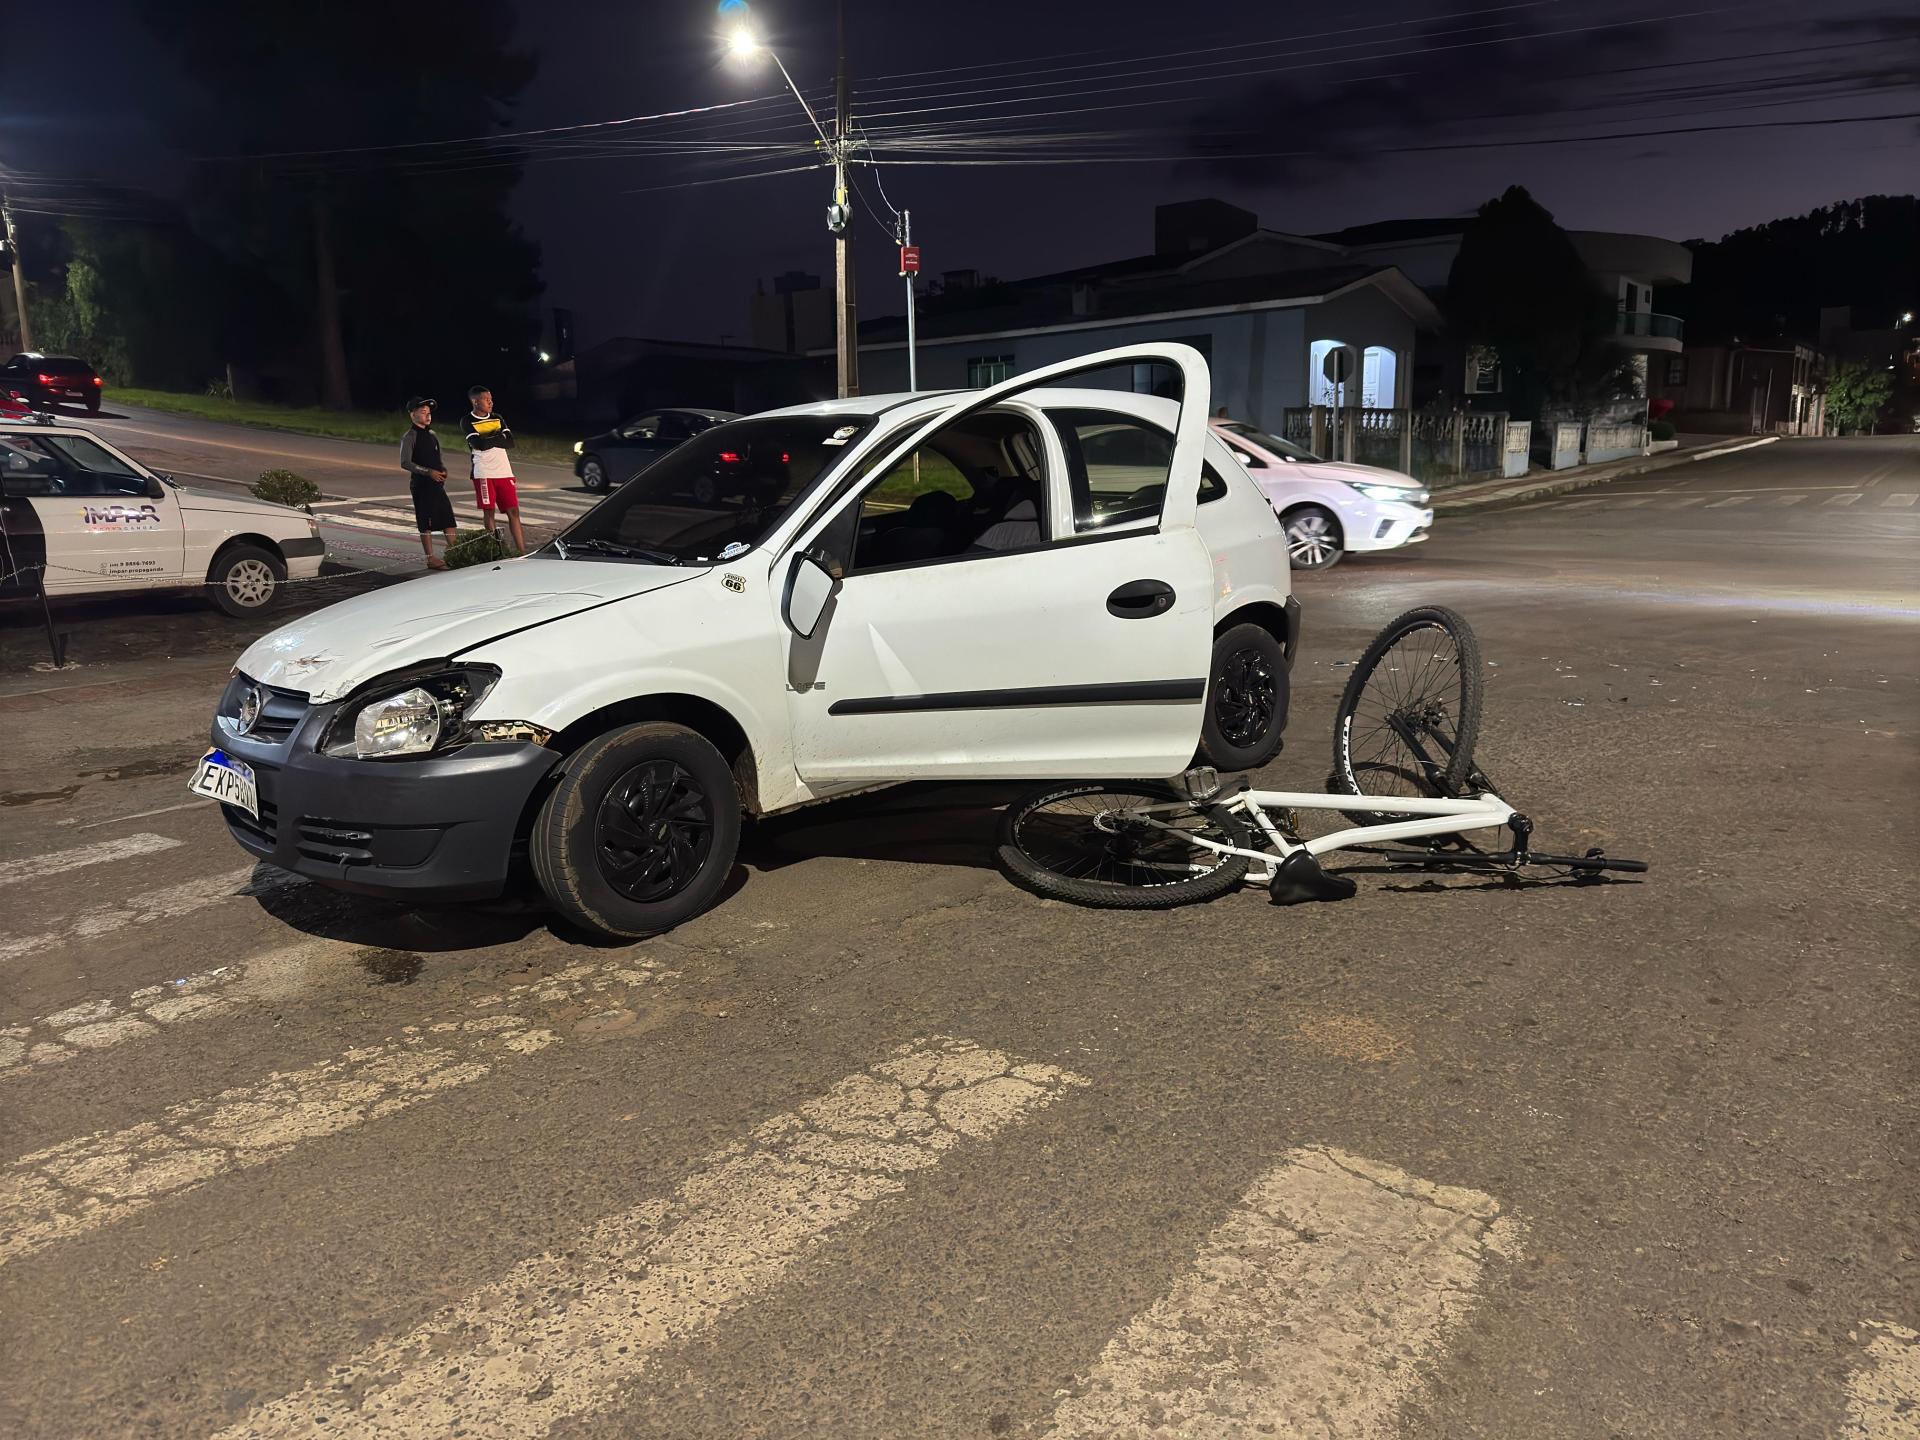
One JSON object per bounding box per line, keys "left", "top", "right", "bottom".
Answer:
{"left": 139, "top": 1, "right": 543, "bottom": 410}
{"left": 1445, "top": 186, "right": 1634, "bottom": 420}
{"left": 1824, "top": 361, "right": 1894, "bottom": 434}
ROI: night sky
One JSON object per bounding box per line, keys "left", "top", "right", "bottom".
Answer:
{"left": 7, "top": 0, "right": 1917, "bottom": 350}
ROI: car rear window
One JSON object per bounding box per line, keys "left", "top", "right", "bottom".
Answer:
{"left": 37, "top": 358, "right": 93, "bottom": 375}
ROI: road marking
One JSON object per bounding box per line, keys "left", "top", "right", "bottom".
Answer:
{"left": 1664, "top": 495, "right": 1709, "bottom": 507}
{"left": 0, "top": 865, "right": 299, "bottom": 967}
{"left": 0, "top": 936, "right": 357, "bottom": 1075}
{"left": 1884, "top": 493, "right": 1917, "bottom": 508}
{"left": 1692, "top": 435, "right": 1780, "bottom": 461}
{"left": 1845, "top": 1321, "right": 1919, "bottom": 1437}
{"left": 1766, "top": 494, "right": 1809, "bottom": 506}
{"left": 1609, "top": 495, "right": 1655, "bottom": 507}
{"left": 220, "top": 1038, "right": 1087, "bottom": 1439}
{"left": 0, "top": 959, "right": 668, "bottom": 1267}
{"left": 1043, "top": 1146, "right": 1522, "bottom": 1440}
{"left": 1826, "top": 494, "right": 1863, "bottom": 506}
{"left": 77, "top": 798, "right": 215, "bottom": 829}
{"left": 0, "top": 833, "right": 182, "bottom": 888}
{"left": 1705, "top": 495, "right": 1751, "bottom": 508}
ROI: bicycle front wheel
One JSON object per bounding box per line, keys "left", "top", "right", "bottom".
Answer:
{"left": 997, "top": 781, "right": 1252, "bottom": 910}
{"left": 1332, "top": 606, "right": 1485, "bottom": 821}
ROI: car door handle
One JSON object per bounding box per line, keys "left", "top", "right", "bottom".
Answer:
{"left": 1107, "top": 579, "right": 1176, "bottom": 618}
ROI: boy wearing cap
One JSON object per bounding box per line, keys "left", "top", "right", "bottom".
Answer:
{"left": 465, "top": 385, "right": 525, "bottom": 556}
{"left": 399, "top": 397, "right": 457, "bottom": 570}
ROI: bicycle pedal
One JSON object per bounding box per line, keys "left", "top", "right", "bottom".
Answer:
{"left": 1268, "top": 851, "right": 1359, "bottom": 906}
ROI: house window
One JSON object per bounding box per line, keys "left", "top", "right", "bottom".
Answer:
{"left": 1470, "top": 357, "right": 1502, "bottom": 394}
{"left": 1666, "top": 356, "right": 1687, "bottom": 386}
{"left": 966, "top": 354, "right": 1014, "bottom": 388}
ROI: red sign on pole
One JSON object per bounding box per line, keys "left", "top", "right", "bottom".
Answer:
{"left": 899, "top": 244, "right": 921, "bottom": 276}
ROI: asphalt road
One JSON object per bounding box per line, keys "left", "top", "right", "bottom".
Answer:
{"left": 2, "top": 435, "right": 1915, "bottom": 1439}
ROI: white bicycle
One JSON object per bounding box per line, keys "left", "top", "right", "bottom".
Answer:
{"left": 998, "top": 606, "right": 1648, "bottom": 909}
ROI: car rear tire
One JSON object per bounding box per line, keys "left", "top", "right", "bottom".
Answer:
{"left": 530, "top": 722, "right": 742, "bottom": 939}
{"left": 209, "top": 544, "right": 286, "bottom": 617}
{"left": 1283, "top": 505, "right": 1343, "bottom": 570}
{"left": 85, "top": 399, "right": 101, "bottom": 415}
{"left": 1196, "top": 622, "right": 1289, "bottom": 771}
{"left": 580, "top": 456, "right": 608, "bottom": 493}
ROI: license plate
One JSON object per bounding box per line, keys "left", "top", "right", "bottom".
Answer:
{"left": 189, "top": 748, "right": 258, "bottom": 819}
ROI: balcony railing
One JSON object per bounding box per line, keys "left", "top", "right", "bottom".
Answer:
{"left": 1615, "top": 311, "right": 1685, "bottom": 341}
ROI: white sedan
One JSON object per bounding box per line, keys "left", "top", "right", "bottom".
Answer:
{"left": 0, "top": 423, "right": 325, "bottom": 615}
{"left": 1210, "top": 419, "right": 1432, "bottom": 570}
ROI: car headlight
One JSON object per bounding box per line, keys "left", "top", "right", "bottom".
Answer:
{"left": 321, "top": 666, "right": 503, "bottom": 760}
{"left": 1356, "top": 483, "right": 1415, "bottom": 502}
{"left": 572, "top": 441, "right": 584, "bottom": 455}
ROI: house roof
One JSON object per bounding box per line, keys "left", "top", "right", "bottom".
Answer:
{"left": 1313, "top": 217, "right": 1474, "bottom": 245}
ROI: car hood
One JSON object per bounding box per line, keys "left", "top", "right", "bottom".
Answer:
{"left": 235, "top": 558, "right": 701, "bottom": 702}
{"left": 173, "top": 485, "right": 308, "bottom": 521}
{"left": 1293, "top": 460, "right": 1423, "bottom": 490}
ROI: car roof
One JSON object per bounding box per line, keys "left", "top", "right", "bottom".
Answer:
{"left": 752, "top": 387, "right": 1186, "bottom": 427}
{"left": 667, "top": 406, "right": 741, "bottom": 420}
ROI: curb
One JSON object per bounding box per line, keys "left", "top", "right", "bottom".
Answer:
{"left": 1433, "top": 435, "right": 1781, "bottom": 512}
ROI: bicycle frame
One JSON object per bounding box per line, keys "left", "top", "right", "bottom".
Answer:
{"left": 1133, "top": 787, "right": 1517, "bottom": 886}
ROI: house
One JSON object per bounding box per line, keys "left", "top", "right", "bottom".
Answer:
{"left": 1649, "top": 339, "right": 1828, "bottom": 436}
{"left": 1318, "top": 218, "right": 1693, "bottom": 404}
{"left": 841, "top": 200, "right": 1443, "bottom": 427}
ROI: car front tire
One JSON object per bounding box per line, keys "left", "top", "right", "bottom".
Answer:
{"left": 209, "top": 543, "right": 286, "bottom": 617}
{"left": 580, "top": 456, "right": 608, "bottom": 493}
{"left": 530, "top": 722, "right": 742, "bottom": 939}
{"left": 1282, "top": 505, "right": 1343, "bottom": 570}
{"left": 1196, "top": 622, "right": 1289, "bottom": 771}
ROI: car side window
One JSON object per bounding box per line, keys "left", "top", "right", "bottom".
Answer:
{"left": 843, "top": 411, "right": 1051, "bottom": 575}
{"left": 656, "top": 413, "right": 694, "bottom": 442}
{"left": 621, "top": 414, "right": 662, "bottom": 440}
{"left": 1199, "top": 463, "right": 1228, "bottom": 504}
{"left": 1051, "top": 409, "right": 1178, "bottom": 532}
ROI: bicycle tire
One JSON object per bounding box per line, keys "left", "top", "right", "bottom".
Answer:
{"left": 1332, "top": 606, "right": 1485, "bottom": 824}
{"left": 997, "top": 781, "right": 1252, "bottom": 910}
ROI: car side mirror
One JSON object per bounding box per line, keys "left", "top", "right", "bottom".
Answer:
{"left": 147, "top": 476, "right": 167, "bottom": 499}
{"left": 783, "top": 549, "right": 840, "bottom": 639}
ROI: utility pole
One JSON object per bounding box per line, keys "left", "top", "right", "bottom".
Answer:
{"left": 832, "top": 0, "right": 858, "bottom": 398}
{"left": 1, "top": 191, "right": 32, "bottom": 352}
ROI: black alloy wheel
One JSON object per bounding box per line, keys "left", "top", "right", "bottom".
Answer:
{"left": 1214, "top": 644, "right": 1278, "bottom": 750}
{"left": 594, "top": 759, "right": 715, "bottom": 903}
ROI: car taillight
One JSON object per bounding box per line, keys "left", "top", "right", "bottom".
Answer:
{"left": 92, "top": 377, "right": 104, "bottom": 387}
{"left": 718, "top": 451, "right": 741, "bottom": 464}
{"left": 36, "top": 373, "right": 54, "bottom": 385}
{"left": 780, "top": 452, "right": 791, "bottom": 463}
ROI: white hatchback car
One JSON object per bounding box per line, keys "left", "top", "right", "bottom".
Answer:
{"left": 201, "top": 345, "right": 1298, "bottom": 938}
{"left": 0, "top": 424, "right": 325, "bottom": 614}
{"left": 1210, "top": 419, "right": 1432, "bottom": 570}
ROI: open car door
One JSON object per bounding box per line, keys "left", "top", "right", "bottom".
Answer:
{"left": 777, "top": 343, "right": 1216, "bottom": 784}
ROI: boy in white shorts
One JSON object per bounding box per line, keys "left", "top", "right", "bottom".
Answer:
{"left": 465, "top": 385, "right": 526, "bottom": 555}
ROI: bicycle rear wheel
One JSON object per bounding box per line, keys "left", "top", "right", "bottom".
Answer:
{"left": 997, "top": 781, "right": 1251, "bottom": 909}
{"left": 1332, "top": 606, "right": 1485, "bottom": 822}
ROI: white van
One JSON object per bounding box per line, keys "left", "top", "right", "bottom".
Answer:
{"left": 0, "top": 424, "right": 325, "bottom": 614}
{"left": 195, "top": 346, "right": 1297, "bottom": 936}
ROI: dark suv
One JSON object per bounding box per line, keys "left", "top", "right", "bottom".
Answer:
{"left": 3, "top": 353, "right": 104, "bottom": 413}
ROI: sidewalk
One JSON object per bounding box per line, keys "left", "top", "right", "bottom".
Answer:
{"left": 1431, "top": 435, "right": 1781, "bottom": 512}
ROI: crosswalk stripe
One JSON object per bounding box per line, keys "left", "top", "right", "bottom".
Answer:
{"left": 1665, "top": 495, "right": 1709, "bottom": 507}
{"left": 0, "top": 958, "right": 666, "bottom": 1268}
{"left": 0, "top": 937, "right": 353, "bottom": 1076}
{"left": 1705, "top": 495, "right": 1751, "bottom": 508}
{"left": 0, "top": 865, "right": 300, "bottom": 968}
{"left": 1826, "top": 494, "right": 1863, "bottom": 506}
{"left": 1610, "top": 496, "right": 1655, "bottom": 507}
{"left": 220, "top": 1038, "right": 1088, "bottom": 1439}
{"left": 318, "top": 511, "right": 416, "bottom": 538}
{"left": 0, "top": 833, "right": 182, "bottom": 889}
{"left": 1043, "top": 1146, "right": 1521, "bottom": 1440}
{"left": 1767, "top": 494, "right": 1809, "bottom": 506}
{"left": 1845, "top": 1321, "right": 1919, "bottom": 1437}
{"left": 1885, "top": 493, "right": 1917, "bottom": 508}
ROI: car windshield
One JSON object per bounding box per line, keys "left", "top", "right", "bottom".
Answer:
{"left": 553, "top": 414, "right": 871, "bottom": 564}
{"left": 1220, "top": 422, "right": 1321, "bottom": 463}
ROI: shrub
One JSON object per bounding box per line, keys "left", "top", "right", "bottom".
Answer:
{"left": 251, "top": 468, "right": 320, "bottom": 508}
{"left": 445, "top": 528, "right": 511, "bottom": 569}
{"left": 1649, "top": 419, "right": 1675, "bottom": 441}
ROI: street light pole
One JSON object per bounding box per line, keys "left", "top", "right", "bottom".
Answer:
{"left": 902, "top": 209, "right": 917, "bottom": 392}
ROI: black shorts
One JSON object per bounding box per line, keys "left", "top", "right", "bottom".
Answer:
{"left": 410, "top": 474, "right": 457, "bottom": 533}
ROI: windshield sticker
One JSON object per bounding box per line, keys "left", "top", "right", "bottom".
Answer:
{"left": 823, "top": 425, "right": 858, "bottom": 446}
{"left": 80, "top": 503, "right": 162, "bottom": 528}
{"left": 722, "top": 573, "right": 745, "bottom": 592}
{"left": 717, "top": 540, "right": 749, "bottom": 560}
